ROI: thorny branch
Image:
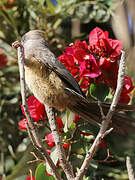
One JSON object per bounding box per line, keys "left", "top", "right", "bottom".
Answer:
{"left": 75, "top": 51, "right": 126, "bottom": 180}
{"left": 12, "top": 42, "right": 61, "bottom": 180}
{"left": 45, "top": 105, "right": 75, "bottom": 180}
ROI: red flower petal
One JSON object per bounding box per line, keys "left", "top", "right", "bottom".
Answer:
{"left": 80, "top": 78, "right": 91, "bottom": 92}
{"left": 89, "top": 27, "right": 122, "bottom": 61}
{"left": 106, "top": 39, "right": 122, "bottom": 60}
{"left": 63, "top": 143, "right": 69, "bottom": 149}
{"left": 73, "top": 41, "right": 89, "bottom": 62}
{"left": 73, "top": 115, "right": 80, "bottom": 124}
{"left": 65, "top": 46, "right": 75, "bottom": 55}
{"left": 98, "top": 139, "right": 107, "bottom": 149}
{"left": 121, "top": 76, "right": 134, "bottom": 94}
{"left": 25, "top": 176, "right": 35, "bottom": 180}
{"left": 46, "top": 172, "right": 52, "bottom": 176}
{"left": 0, "top": 53, "right": 8, "bottom": 67}
{"left": 99, "top": 57, "right": 111, "bottom": 70}
{"left": 45, "top": 133, "right": 55, "bottom": 148}
{"left": 18, "top": 119, "right": 28, "bottom": 130}
{"left": 21, "top": 96, "right": 46, "bottom": 122}
{"left": 80, "top": 55, "right": 101, "bottom": 78}
{"left": 120, "top": 94, "right": 130, "bottom": 104}
{"left": 46, "top": 149, "right": 51, "bottom": 155}
{"left": 56, "top": 117, "right": 64, "bottom": 130}
{"left": 89, "top": 27, "right": 105, "bottom": 47}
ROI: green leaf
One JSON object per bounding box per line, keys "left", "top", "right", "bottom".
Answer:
{"left": 46, "top": 0, "right": 56, "bottom": 14}
{"left": 70, "top": 121, "right": 75, "bottom": 130}
{"left": 50, "top": 147, "right": 59, "bottom": 165}
{"left": 46, "top": 147, "right": 59, "bottom": 176}
{"left": 53, "top": 19, "right": 62, "bottom": 30}
{"left": 89, "top": 83, "right": 109, "bottom": 102}
{"left": 67, "top": 111, "right": 76, "bottom": 128}
{"left": 62, "top": 109, "right": 75, "bottom": 132}
{"left": 63, "top": 110, "right": 69, "bottom": 132}
{"left": 35, "top": 163, "right": 55, "bottom": 180}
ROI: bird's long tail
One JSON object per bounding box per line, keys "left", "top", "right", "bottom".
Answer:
{"left": 65, "top": 88, "right": 135, "bottom": 135}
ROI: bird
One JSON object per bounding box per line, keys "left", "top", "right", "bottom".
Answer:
{"left": 20, "top": 29, "right": 135, "bottom": 135}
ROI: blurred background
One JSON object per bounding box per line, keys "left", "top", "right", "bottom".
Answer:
{"left": 0, "top": 0, "right": 135, "bottom": 179}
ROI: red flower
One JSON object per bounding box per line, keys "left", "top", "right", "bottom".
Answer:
{"left": 107, "top": 39, "right": 122, "bottom": 60}
{"left": 0, "top": 53, "right": 8, "bottom": 67}
{"left": 58, "top": 41, "right": 89, "bottom": 81}
{"left": 89, "top": 27, "right": 122, "bottom": 61}
{"left": 25, "top": 177, "right": 35, "bottom": 180}
{"left": 64, "top": 41, "right": 89, "bottom": 62}
{"left": 21, "top": 96, "right": 46, "bottom": 122}
{"left": 70, "top": 40, "right": 89, "bottom": 62}
{"left": 121, "top": 76, "right": 134, "bottom": 95}
{"left": 58, "top": 54, "right": 75, "bottom": 67}
{"left": 56, "top": 117, "right": 64, "bottom": 130}
{"left": 80, "top": 54, "right": 101, "bottom": 78}
{"left": 45, "top": 135, "right": 69, "bottom": 150}
{"left": 45, "top": 117, "right": 63, "bottom": 148}
{"left": 63, "top": 143, "right": 69, "bottom": 149}
{"left": 58, "top": 54, "right": 79, "bottom": 79}
{"left": 119, "top": 76, "right": 134, "bottom": 104}
{"left": 99, "top": 56, "right": 112, "bottom": 70}
{"left": 58, "top": 27, "right": 134, "bottom": 104}
{"left": 96, "top": 60, "right": 118, "bottom": 90}
{"left": 120, "top": 94, "right": 130, "bottom": 104}
{"left": 73, "top": 114, "right": 80, "bottom": 124}
{"left": 89, "top": 27, "right": 106, "bottom": 55}
{"left": 73, "top": 40, "right": 88, "bottom": 51}
{"left": 45, "top": 133, "right": 55, "bottom": 148}
{"left": 80, "top": 78, "right": 91, "bottom": 92}
{"left": 18, "top": 119, "right": 28, "bottom": 130}
{"left": 98, "top": 139, "right": 107, "bottom": 149}
{"left": 46, "top": 149, "right": 51, "bottom": 155}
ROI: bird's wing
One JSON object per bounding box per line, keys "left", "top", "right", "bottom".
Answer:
{"left": 33, "top": 47, "right": 84, "bottom": 96}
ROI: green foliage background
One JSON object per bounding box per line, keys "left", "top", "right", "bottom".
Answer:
{"left": 0, "top": 0, "right": 135, "bottom": 179}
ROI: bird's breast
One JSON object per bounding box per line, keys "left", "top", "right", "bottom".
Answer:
{"left": 24, "top": 58, "right": 73, "bottom": 110}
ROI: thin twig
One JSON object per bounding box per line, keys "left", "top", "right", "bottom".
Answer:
{"left": 67, "top": 127, "right": 78, "bottom": 161}
{"left": 27, "top": 152, "right": 44, "bottom": 164}
{"left": 98, "top": 101, "right": 105, "bottom": 119}
{"left": 29, "top": 169, "right": 33, "bottom": 180}
{"left": 12, "top": 42, "right": 61, "bottom": 180}
{"left": 45, "top": 104, "right": 75, "bottom": 180}
{"left": 97, "top": 149, "right": 116, "bottom": 163}
{"left": 75, "top": 51, "right": 126, "bottom": 180}
{"left": 126, "top": 156, "right": 135, "bottom": 180}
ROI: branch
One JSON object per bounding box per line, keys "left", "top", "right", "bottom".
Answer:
{"left": 75, "top": 51, "right": 126, "bottom": 180}
{"left": 126, "top": 156, "right": 135, "bottom": 180}
{"left": 12, "top": 41, "right": 61, "bottom": 180}
{"left": 45, "top": 105, "right": 75, "bottom": 180}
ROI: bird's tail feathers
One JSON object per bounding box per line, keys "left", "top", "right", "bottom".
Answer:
{"left": 65, "top": 88, "right": 135, "bottom": 135}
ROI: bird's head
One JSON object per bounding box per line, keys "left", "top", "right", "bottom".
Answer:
{"left": 21, "top": 30, "right": 48, "bottom": 47}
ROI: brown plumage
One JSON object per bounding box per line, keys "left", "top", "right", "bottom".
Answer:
{"left": 21, "top": 30, "right": 135, "bottom": 135}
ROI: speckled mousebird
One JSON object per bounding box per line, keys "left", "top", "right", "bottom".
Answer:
{"left": 20, "top": 30, "right": 135, "bottom": 135}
